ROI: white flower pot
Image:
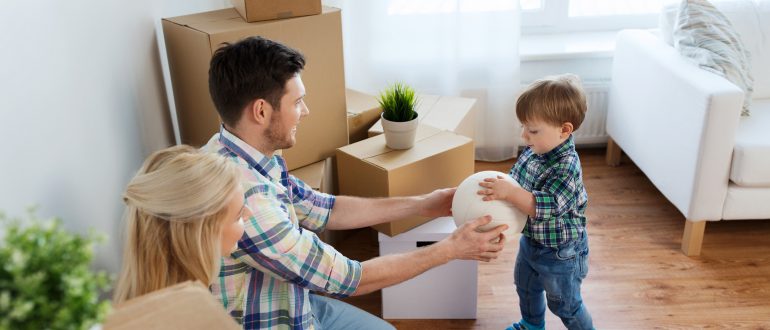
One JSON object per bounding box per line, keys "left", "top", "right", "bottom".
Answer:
{"left": 381, "top": 113, "right": 419, "bottom": 149}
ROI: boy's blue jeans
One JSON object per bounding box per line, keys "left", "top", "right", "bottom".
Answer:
{"left": 514, "top": 233, "right": 593, "bottom": 330}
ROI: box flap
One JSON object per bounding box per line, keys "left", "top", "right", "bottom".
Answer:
{"left": 415, "top": 94, "right": 441, "bottom": 117}
{"left": 421, "top": 97, "right": 476, "bottom": 135}
{"left": 368, "top": 94, "right": 476, "bottom": 137}
{"left": 368, "top": 94, "right": 440, "bottom": 135}
{"left": 338, "top": 124, "right": 443, "bottom": 160}
{"left": 346, "top": 88, "right": 381, "bottom": 116}
{"left": 378, "top": 216, "right": 456, "bottom": 242}
{"left": 163, "top": 8, "right": 240, "bottom": 27}
{"left": 346, "top": 89, "right": 383, "bottom": 143}
{"left": 369, "top": 131, "right": 472, "bottom": 171}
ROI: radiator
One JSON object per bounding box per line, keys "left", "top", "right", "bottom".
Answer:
{"left": 573, "top": 82, "right": 609, "bottom": 146}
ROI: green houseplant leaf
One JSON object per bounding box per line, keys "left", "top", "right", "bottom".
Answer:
{"left": 378, "top": 82, "right": 419, "bottom": 122}
{"left": 0, "top": 208, "right": 111, "bottom": 330}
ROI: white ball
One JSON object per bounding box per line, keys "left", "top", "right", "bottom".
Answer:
{"left": 451, "top": 171, "right": 527, "bottom": 238}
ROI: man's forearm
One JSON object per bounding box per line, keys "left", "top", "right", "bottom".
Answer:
{"left": 327, "top": 195, "right": 422, "bottom": 230}
{"left": 352, "top": 240, "right": 452, "bottom": 296}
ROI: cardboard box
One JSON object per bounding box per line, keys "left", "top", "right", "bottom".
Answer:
{"left": 103, "top": 281, "right": 239, "bottom": 330}
{"left": 162, "top": 7, "right": 348, "bottom": 170}
{"left": 368, "top": 94, "right": 477, "bottom": 140}
{"left": 289, "top": 157, "right": 334, "bottom": 194}
{"left": 230, "top": 0, "right": 321, "bottom": 23}
{"left": 346, "top": 89, "right": 382, "bottom": 143}
{"left": 379, "top": 217, "right": 477, "bottom": 319}
{"left": 337, "top": 125, "right": 474, "bottom": 236}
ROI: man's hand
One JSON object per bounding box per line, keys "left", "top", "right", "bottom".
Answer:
{"left": 418, "top": 188, "right": 456, "bottom": 218}
{"left": 477, "top": 176, "right": 518, "bottom": 202}
{"left": 438, "top": 216, "right": 508, "bottom": 262}
{"left": 354, "top": 215, "right": 507, "bottom": 295}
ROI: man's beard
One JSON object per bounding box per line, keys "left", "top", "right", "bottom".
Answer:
{"left": 264, "top": 113, "right": 294, "bottom": 150}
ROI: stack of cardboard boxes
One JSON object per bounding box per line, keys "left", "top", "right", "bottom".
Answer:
{"left": 337, "top": 125, "right": 475, "bottom": 235}
{"left": 338, "top": 92, "right": 479, "bottom": 319}
{"left": 161, "top": 0, "right": 479, "bottom": 238}
{"left": 153, "top": 0, "right": 481, "bottom": 322}
{"left": 162, "top": 0, "right": 346, "bottom": 243}
{"left": 339, "top": 92, "right": 479, "bottom": 236}
{"left": 162, "top": 2, "right": 346, "bottom": 173}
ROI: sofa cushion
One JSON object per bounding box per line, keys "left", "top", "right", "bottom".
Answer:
{"left": 751, "top": 0, "right": 770, "bottom": 99}
{"left": 722, "top": 183, "right": 770, "bottom": 219}
{"left": 674, "top": 0, "right": 754, "bottom": 116}
{"left": 662, "top": 0, "right": 770, "bottom": 99}
{"left": 659, "top": 2, "right": 678, "bottom": 46}
{"left": 731, "top": 99, "right": 770, "bottom": 186}
{"left": 715, "top": 0, "right": 770, "bottom": 100}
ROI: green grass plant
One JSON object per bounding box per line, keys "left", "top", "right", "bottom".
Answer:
{"left": 378, "top": 82, "right": 418, "bottom": 122}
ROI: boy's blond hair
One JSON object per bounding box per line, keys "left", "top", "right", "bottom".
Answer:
{"left": 516, "top": 74, "right": 587, "bottom": 131}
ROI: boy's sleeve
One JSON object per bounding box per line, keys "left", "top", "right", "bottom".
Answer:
{"left": 530, "top": 166, "right": 580, "bottom": 224}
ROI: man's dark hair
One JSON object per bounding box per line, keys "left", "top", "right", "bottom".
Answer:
{"left": 208, "top": 36, "right": 305, "bottom": 127}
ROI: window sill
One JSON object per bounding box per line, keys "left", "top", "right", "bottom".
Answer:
{"left": 520, "top": 31, "right": 620, "bottom": 62}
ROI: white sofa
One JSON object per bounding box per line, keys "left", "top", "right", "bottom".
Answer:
{"left": 606, "top": 1, "right": 770, "bottom": 256}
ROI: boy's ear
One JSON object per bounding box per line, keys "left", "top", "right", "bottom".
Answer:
{"left": 561, "top": 122, "right": 574, "bottom": 138}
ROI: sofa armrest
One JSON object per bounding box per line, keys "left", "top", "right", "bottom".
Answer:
{"left": 607, "top": 30, "right": 744, "bottom": 221}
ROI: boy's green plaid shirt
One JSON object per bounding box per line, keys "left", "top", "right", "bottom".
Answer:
{"left": 509, "top": 136, "right": 587, "bottom": 247}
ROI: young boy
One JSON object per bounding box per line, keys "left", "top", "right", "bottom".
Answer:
{"left": 478, "top": 74, "right": 593, "bottom": 330}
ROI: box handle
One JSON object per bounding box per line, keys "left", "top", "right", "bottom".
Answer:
{"left": 416, "top": 241, "right": 437, "bottom": 248}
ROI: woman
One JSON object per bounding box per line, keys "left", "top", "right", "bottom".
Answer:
{"left": 113, "top": 145, "right": 246, "bottom": 304}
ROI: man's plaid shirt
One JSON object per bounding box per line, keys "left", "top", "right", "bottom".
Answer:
{"left": 509, "top": 135, "right": 587, "bottom": 248}
{"left": 204, "top": 127, "right": 362, "bottom": 329}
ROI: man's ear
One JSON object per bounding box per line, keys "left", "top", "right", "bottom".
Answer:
{"left": 561, "top": 122, "right": 574, "bottom": 138}
{"left": 247, "top": 99, "right": 271, "bottom": 125}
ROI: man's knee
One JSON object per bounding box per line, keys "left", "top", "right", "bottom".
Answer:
{"left": 310, "top": 294, "right": 394, "bottom": 330}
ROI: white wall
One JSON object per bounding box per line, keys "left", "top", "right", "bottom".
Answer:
{"left": 0, "top": 0, "right": 229, "bottom": 273}
{"left": 522, "top": 57, "right": 613, "bottom": 84}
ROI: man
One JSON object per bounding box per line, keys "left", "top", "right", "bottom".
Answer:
{"left": 204, "top": 36, "right": 507, "bottom": 330}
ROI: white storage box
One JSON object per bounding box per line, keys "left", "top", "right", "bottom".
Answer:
{"left": 378, "top": 216, "right": 477, "bottom": 319}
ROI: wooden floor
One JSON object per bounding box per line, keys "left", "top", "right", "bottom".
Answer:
{"left": 335, "top": 148, "right": 770, "bottom": 329}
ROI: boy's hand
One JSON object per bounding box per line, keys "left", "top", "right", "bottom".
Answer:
{"left": 477, "top": 176, "right": 517, "bottom": 202}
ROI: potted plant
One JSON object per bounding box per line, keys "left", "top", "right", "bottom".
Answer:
{"left": 0, "top": 209, "right": 111, "bottom": 330}
{"left": 378, "top": 82, "right": 419, "bottom": 149}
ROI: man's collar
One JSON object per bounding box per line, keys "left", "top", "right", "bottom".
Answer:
{"left": 218, "top": 125, "right": 283, "bottom": 180}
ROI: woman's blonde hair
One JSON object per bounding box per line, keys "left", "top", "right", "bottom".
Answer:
{"left": 113, "top": 145, "right": 241, "bottom": 304}
{"left": 516, "top": 74, "right": 587, "bottom": 131}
